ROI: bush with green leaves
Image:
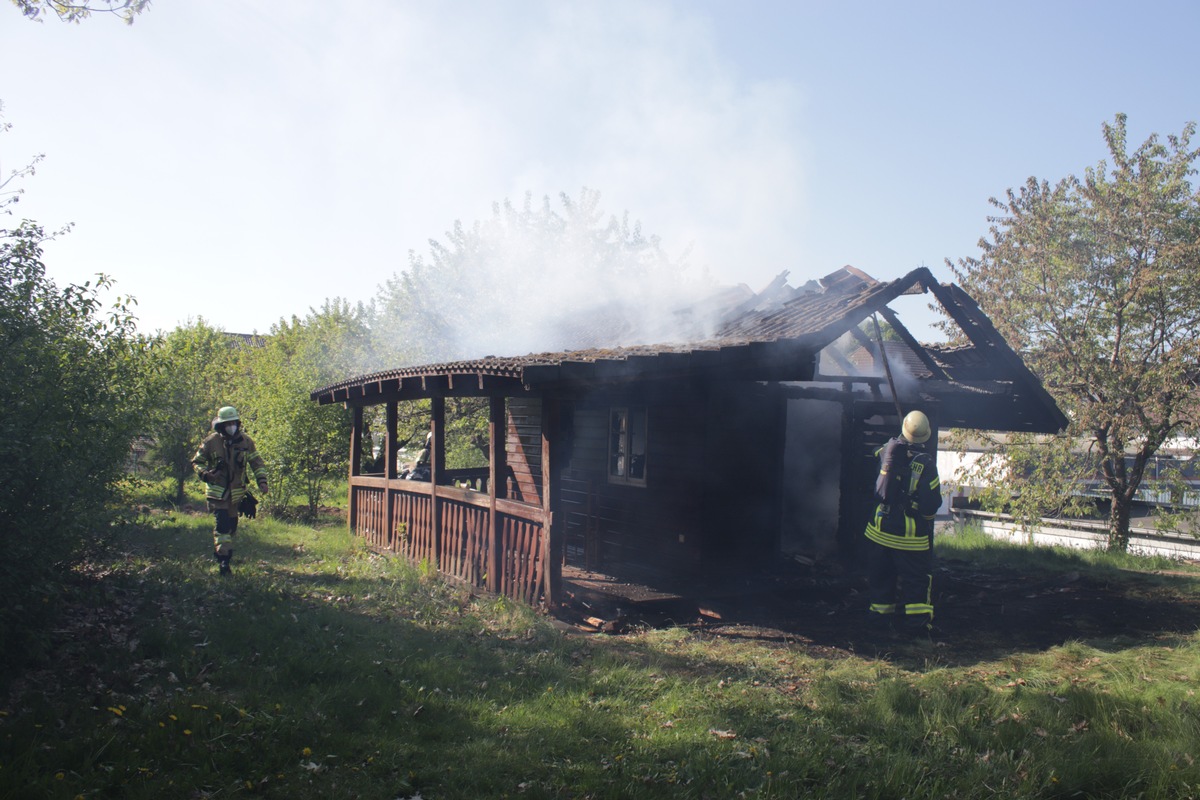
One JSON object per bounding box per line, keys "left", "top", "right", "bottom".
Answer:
{"left": 0, "top": 221, "right": 152, "bottom": 662}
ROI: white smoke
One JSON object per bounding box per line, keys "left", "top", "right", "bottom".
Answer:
{"left": 373, "top": 189, "right": 726, "bottom": 365}
{"left": 819, "top": 328, "right": 923, "bottom": 403}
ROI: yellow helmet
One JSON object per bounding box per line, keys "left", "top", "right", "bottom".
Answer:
{"left": 901, "top": 410, "right": 931, "bottom": 444}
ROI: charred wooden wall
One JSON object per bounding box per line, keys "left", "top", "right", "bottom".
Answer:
{"left": 780, "top": 398, "right": 844, "bottom": 558}
{"left": 560, "top": 380, "right": 786, "bottom": 578}
{"left": 699, "top": 384, "right": 785, "bottom": 565}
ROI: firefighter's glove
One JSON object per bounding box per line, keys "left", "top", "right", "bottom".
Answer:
{"left": 257, "top": 480, "right": 268, "bottom": 495}
{"left": 200, "top": 469, "right": 217, "bottom": 483}
{"left": 239, "top": 492, "right": 258, "bottom": 519}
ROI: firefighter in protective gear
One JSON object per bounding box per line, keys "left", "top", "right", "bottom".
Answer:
{"left": 401, "top": 430, "right": 433, "bottom": 481}
{"left": 864, "top": 410, "right": 941, "bottom": 632}
{"left": 192, "top": 406, "right": 268, "bottom": 575}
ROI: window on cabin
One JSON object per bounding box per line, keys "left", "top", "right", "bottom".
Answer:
{"left": 608, "top": 406, "right": 647, "bottom": 486}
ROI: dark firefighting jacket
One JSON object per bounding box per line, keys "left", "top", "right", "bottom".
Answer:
{"left": 192, "top": 431, "right": 267, "bottom": 511}
{"left": 864, "top": 436, "right": 941, "bottom": 551}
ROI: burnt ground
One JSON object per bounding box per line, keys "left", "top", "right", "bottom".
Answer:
{"left": 556, "top": 554, "right": 1200, "bottom": 668}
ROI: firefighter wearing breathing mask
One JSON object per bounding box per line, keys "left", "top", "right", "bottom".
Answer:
{"left": 192, "top": 406, "right": 268, "bottom": 575}
{"left": 864, "top": 410, "right": 942, "bottom": 634}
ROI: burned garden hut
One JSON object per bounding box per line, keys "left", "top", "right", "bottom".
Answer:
{"left": 310, "top": 266, "right": 1066, "bottom": 608}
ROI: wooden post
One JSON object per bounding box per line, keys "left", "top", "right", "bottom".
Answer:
{"left": 348, "top": 405, "right": 363, "bottom": 533}
{"left": 430, "top": 396, "right": 445, "bottom": 569}
{"left": 487, "top": 395, "right": 506, "bottom": 594}
{"left": 385, "top": 400, "right": 398, "bottom": 550}
{"left": 541, "top": 392, "right": 563, "bottom": 608}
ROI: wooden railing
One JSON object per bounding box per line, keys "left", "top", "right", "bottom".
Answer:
{"left": 354, "top": 484, "right": 390, "bottom": 551}
{"left": 435, "top": 485, "right": 489, "bottom": 586}
{"left": 497, "top": 509, "right": 546, "bottom": 605}
{"left": 349, "top": 477, "right": 546, "bottom": 605}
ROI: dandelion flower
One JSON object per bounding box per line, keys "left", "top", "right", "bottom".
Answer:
{"left": 302, "top": 747, "right": 313, "bottom": 757}
{"left": 183, "top": 729, "right": 192, "bottom": 736}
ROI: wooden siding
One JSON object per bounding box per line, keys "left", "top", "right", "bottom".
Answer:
{"left": 560, "top": 382, "right": 784, "bottom": 577}
{"left": 781, "top": 398, "right": 844, "bottom": 558}
{"left": 700, "top": 384, "right": 785, "bottom": 564}
{"left": 507, "top": 397, "right": 543, "bottom": 504}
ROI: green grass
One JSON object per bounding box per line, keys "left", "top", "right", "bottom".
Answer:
{"left": 3, "top": 516, "right": 1200, "bottom": 799}
{"left": 938, "top": 519, "right": 1200, "bottom": 577}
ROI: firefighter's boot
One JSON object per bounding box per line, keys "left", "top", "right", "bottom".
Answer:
{"left": 215, "top": 548, "right": 232, "bottom": 575}
{"left": 865, "top": 607, "right": 897, "bottom": 638}
{"left": 902, "top": 613, "right": 933, "bottom": 637}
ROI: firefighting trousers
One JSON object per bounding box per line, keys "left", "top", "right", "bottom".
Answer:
{"left": 865, "top": 537, "right": 934, "bottom": 622}
{"left": 213, "top": 508, "right": 239, "bottom": 558}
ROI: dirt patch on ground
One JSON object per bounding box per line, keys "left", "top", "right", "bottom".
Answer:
{"left": 558, "top": 557, "right": 1200, "bottom": 667}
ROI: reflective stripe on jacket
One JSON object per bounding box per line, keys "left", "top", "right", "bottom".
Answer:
{"left": 192, "top": 431, "right": 267, "bottom": 510}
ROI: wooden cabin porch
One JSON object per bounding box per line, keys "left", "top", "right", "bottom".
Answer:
{"left": 345, "top": 393, "right": 565, "bottom": 607}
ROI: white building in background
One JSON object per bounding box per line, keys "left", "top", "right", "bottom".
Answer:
{"left": 937, "top": 432, "right": 1200, "bottom": 557}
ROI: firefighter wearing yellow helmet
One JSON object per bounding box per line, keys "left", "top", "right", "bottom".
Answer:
{"left": 864, "top": 410, "right": 941, "bottom": 634}
{"left": 191, "top": 406, "right": 269, "bottom": 575}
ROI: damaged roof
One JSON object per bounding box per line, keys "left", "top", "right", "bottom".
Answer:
{"left": 311, "top": 265, "right": 1068, "bottom": 434}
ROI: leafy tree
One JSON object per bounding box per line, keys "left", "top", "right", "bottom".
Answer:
{"left": 0, "top": 220, "right": 152, "bottom": 660}
{"left": 9, "top": 0, "right": 149, "bottom": 24}
{"left": 951, "top": 114, "right": 1200, "bottom": 550}
{"left": 143, "top": 319, "right": 238, "bottom": 505}
{"left": 444, "top": 398, "right": 489, "bottom": 469}
{"left": 241, "top": 300, "right": 371, "bottom": 519}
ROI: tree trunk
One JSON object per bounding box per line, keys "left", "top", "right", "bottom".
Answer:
{"left": 1107, "top": 491, "right": 1132, "bottom": 551}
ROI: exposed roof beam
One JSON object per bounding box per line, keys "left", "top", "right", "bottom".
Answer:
{"left": 876, "top": 306, "right": 949, "bottom": 380}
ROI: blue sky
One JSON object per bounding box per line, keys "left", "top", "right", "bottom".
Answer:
{"left": 2, "top": 1, "right": 1196, "bottom": 342}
